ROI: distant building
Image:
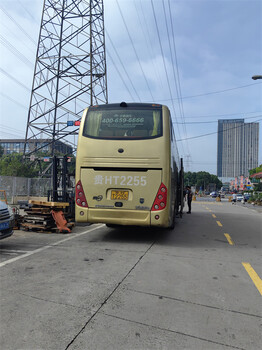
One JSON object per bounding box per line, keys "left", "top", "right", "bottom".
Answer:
{"left": 0, "top": 139, "right": 73, "bottom": 156}
{"left": 217, "top": 119, "right": 259, "bottom": 178}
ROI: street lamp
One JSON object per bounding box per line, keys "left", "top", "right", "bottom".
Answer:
{"left": 252, "top": 75, "right": 262, "bottom": 80}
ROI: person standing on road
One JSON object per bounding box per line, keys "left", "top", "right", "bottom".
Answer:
{"left": 232, "top": 193, "right": 237, "bottom": 204}
{"left": 186, "top": 186, "right": 192, "bottom": 214}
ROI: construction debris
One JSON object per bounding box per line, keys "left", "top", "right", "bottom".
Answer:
{"left": 21, "top": 200, "right": 74, "bottom": 233}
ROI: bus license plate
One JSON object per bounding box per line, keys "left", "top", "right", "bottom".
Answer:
{"left": 111, "top": 190, "right": 129, "bottom": 200}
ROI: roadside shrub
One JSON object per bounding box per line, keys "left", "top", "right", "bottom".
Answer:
{"left": 248, "top": 192, "right": 262, "bottom": 205}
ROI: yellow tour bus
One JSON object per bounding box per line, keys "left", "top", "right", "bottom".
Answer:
{"left": 75, "top": 102, "right": 184, "bottom": 228}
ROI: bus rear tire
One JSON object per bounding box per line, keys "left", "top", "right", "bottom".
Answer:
{"left": 168, "top": 211, "right": 176, "bottom": 230}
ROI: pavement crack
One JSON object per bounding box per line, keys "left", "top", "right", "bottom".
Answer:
{"left": 102, "top": 312, "right": 246, "bottom": 350}
{"left": 17, "top": 292, "right": 87, "bottom": 310}
{"left": 64, "top": 240, "right": 157, "bottom": 350}
{"left": 128, "top": 289, "right": 262, "bottom": 319}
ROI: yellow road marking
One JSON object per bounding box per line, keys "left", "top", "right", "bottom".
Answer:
{"left": 216, "top": 221, "right": 222, "bottom": 227}
{"left": 212, "top": 214, "right": 216, "bottom": 218}
{"left": 205, "top": 207, "right": 209, "bottom": 210}
{"left": 224, "top": 233, "right": 234, "bottom": 245}
{"left": 242, "top": 263, "right": 262, "bottom": 296}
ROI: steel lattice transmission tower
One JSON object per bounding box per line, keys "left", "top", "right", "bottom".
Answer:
{"left": 24, "top": 0, "right": 108, "bottom": 156}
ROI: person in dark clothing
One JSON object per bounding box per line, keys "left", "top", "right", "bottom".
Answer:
{"left": 186, "top": 186, "right": 192, "bottom": 213}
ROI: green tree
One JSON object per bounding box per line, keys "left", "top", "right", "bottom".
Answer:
{"left": 0, "top": 153, "right": 38, "bottom": 177}
{"left": 184, "top": 171, "right": 222, "bottom": 191}
{"left": 249, "top": 164, "right": 262, "bottom": 176}
{"left": 0, "top": 152, "right": 76, "bottom": 178}
{"left": 0, "top": 145, "right": 4, "bottom": 157}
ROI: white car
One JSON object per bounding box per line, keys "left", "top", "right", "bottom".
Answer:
{"left": 236, "top": 194, "right": 244, "bottom": 202}
{"left": 0, "top": 201, "right": 14, "bottom": 240}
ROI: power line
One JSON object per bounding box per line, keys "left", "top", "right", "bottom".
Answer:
{"left": 176, "top": 111, "right": 261, "bottom": 119}
{"left": 106, "top": 31, "right": 140, "bottom": 101}
{"left": 136, "top": 0, "right": 165, "bottom": 93}
{"left": 157, "top": 82, "right": 262, "bottom": 102}
{"left": 0, "top": 34, "right": 34, "bottom": 69}
{"left": 174, "top": 114, "right": 262, "bottom": 124}
{"left": 0, "top": 68, "right": 31, "bottom": 91}
{"left": 150, "top": 0, "right": 185, "bottom": 156}
{"left": 17, "top": 0, "right": 39, "bottom": 23}
{"left": 0, "top": 5, "right": 37, "bottom": 45}
{"left": 163, "top": 0, "right": 189, "bottom": 155}
{"left": 106, "top": 49, "right": 136, "bottom": 101}
{"left": 0, "top": 92, "right": 28, "bottom": 110}
{"left": 177, "top": 118, "right": 262, "bottom": 142}
{"left": 150, "top": 0, "right": 176, "bottom": 117}
{"left": 0, "top": 124, "right": 25, "bottom": 136}
{"left": 115, "top": 0, "right": 155, "bottom": 101}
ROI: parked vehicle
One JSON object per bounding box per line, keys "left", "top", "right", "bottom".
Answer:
{"left": 0, "top": 201, "right": 15, "bottom": 240}
{"left": 236, "top": 194, "right": 244, "bottom": 201}
{"left": 210, "top": 191, "right": 217, "bottom": 198}
{"left": 244, "top": 194, "right": 250, "bottom": 201}
{"left": 75, "top": 103, "right": 184, "bottom": 228}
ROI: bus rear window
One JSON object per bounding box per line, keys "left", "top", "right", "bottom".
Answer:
{"left": 83, "top": 108, "right": 162, "bottom": 139}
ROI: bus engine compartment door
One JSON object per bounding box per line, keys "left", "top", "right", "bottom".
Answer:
{"left": 80, "top": 168, "right": 162, "bottom": 210}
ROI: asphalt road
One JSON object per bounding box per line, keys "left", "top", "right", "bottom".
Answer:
{"left": 0, "top": 200, "right": 261, "bottom": 350}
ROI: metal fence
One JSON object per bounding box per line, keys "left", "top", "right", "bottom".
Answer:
{"left": 0, "top": 176, "right": 51, "bottom": 204}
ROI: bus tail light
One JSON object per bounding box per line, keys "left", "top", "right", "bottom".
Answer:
{"left": 75, "top": 180, "right": 88, "bottom": 207}
{"left": 151, "top": 183, "right": 167, "bottom": 211}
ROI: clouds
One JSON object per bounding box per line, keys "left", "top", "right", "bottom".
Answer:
{"left": 0, "top": 0, "right": 261, "bottom": 174}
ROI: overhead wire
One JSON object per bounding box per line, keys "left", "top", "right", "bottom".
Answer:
{"left": 176, "top": 118, "right": 262, "bottom": 142}
{"left": 115, "top": 0, "right": 155, "bottom": 101}
{"left": 17, "top": 0, "right": 39, "bottom": 23}
{"left": 106, "top": 30, "right": 140, "bottom": 101}
{"left": 166, "top": 0, "right": 190, "bottom": 154}
{"left": 136, "top": 0, "right": 165, "bottom": 93}
{"left": 175, "top": 114, "right": 262, "bottom": 124}
{"left": 0, "top": 5, "right": 37, "bottom": 45}
{"left": 0, "top": 92, "right": 28, "bottom": 110}
{"left": 150, "top": 0, "right": 185, "bottom": 156}
{"left": 156, "top": 82, "right": 262, "bottom": 102}
{"left": 162, "top": 1, "right": 181, "bottom": 118}
{"left": 0, "top": 21, "right": 37, "bottom": 54}
{"left": 162, "top": 0, "right": 190, "bottom": 156}
{"left": 0, "top": 68, "right": 31, "bottom": 92}
{"left": 1, "top": 2, "right": 261, "bottom": 163}
{"left": 177, "top": 111, "right": 261, "bottom": 119}
{"left": 0, "top": 35, "right": 34, "bottom": 69}
{"left": 106, "top": 49, "right": 136, "bottom": 101}
{"left": 167, "top": 0, "right": 184, "bottom": 113}
{"left": 0, "top": 124, "right": 25, "bottom": 137}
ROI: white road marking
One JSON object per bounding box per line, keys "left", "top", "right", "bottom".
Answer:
{"left": 0, "top": 224, "right": 104, "bottom": 268}
{"left": 0, "top": 249, "right": 29, "bottom": 254}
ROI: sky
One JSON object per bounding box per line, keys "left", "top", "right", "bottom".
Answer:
{"left": 0, "top": 0, "right": 261, "bottom": 175}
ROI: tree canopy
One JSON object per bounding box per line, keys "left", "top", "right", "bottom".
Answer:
{"left": 0, "top": 153, "right": 76, "bottom": 178}
{"left": 0, "top": 153, "right": 38, "bottom": 177}
{"left": 249, "top": 164, "right": 262, "bottom": 176}
{"left": 184, "top": 171, "right": 222, "bottom": 191}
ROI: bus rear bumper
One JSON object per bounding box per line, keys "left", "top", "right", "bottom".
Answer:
{"left": 75, "top": 207, "right": 169, "bottom": 227}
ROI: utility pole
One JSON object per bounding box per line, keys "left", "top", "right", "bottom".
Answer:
{"left": 24, "top": 0, "right": 108, "bottom": 157}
